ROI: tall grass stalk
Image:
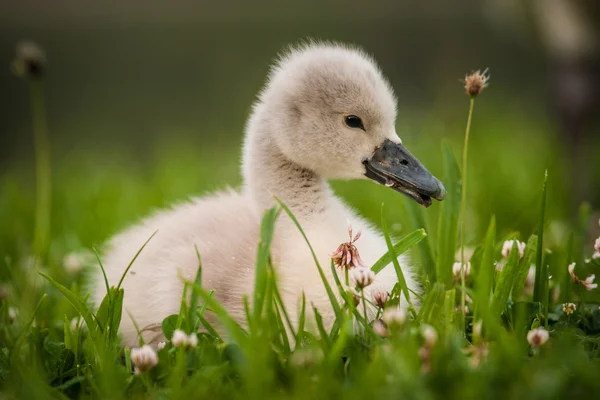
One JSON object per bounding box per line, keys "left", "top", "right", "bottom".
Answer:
{"left": 459, "top": 96, "right": 475, "bottom": 329}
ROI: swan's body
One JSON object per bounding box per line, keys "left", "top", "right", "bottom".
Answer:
{"left": 92, "top": 43, "right": 445, "bottom": 346}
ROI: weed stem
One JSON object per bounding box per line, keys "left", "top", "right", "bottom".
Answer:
{"left": 460, "top": 96, "right": 475, "bottom": 332}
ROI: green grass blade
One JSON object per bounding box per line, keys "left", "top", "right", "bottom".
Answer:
{"left": 312, "top": 305, "right": 330, "bottom": 352}
{"left": 92, "top": 246, "right": 110, "bottom": 296}
{"left": 63, "top": 315, "right": 74, "bottom": 351}
{"left": 273, "top": 300, "right": 291, "bottom": 354}
{"left": 39, "top": 272, "right": 97, "bottom": 339}
{"left": 371, "top": 229, "right": 427, "bottom": 273}
{"left": 380, "top": 203, "right": 412, "bottom": 307}
{"left": 533, "top": 170, "right": 548, "bottom": 303}
{"left": 417, "top": 282, "right": 445, "bottom": 324}
{"left": 474, "top": 216, "right": 496, "bottom": 319}
{"left": 253, "top": 206, "right": 280, "bottom": 320}
{"left": 9, "top": 293, "right": 47, "bottom": 365}
{"left": 559, "top": 232, "right": 574, "bottom": 303}
{"left": 272, "top": 281, "right": 297, "bottom": 340}
{"left": 188, "top": 245, "right": 203, "bottom": 332}
{"left": 511, "top": 235, "right": 538, "bottom": 296}
{"left": 490, "top": 242, "right": 520, "bottom": 316}
{"left": 443, "top": 289, "right": 456, "bottom": 334}
{"left": 400, "top": 199, "right": 437, "bottom": 281}
{"left": 126, "top": 310, "right": 145, "bottom": 346}
{"left": 274, "top": 196, "right": 341, "bottom": 317}
{"left": 295, "top": 292, "right": 306, "bottom": 349}
{"left": 116, "top": 230, "right": 158, "bottom": 290}
{"left": 188, "top": 280, "right": 247, "bottom": 345}
{"left": 329, "top": 260, "right": 372, "bottom": 330}
{"left": 436, "top": 141, "right": 461, "bottom": 287}
{"left": 198, "top": 314, "right": 222, "bottom": 342}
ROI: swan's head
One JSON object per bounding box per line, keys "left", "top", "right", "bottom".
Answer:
{"left": 257, "top": 43, "right": 445, "bottom": 207}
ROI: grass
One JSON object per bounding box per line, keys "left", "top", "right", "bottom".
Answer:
{"left": 2, "top": 63, "right": 600, "bottom": 399}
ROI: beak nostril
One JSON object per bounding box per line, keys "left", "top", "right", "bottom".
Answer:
{"left": 400, "top": 159, "right": 409, "bottom": 166}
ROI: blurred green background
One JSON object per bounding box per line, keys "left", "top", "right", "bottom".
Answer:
{"left": 1, "top": 0, "right": 599, "bottom": 260}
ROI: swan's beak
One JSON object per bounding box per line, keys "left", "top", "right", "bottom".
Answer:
{"left": 363, "top": 139, "right": 446, "bottom": 207}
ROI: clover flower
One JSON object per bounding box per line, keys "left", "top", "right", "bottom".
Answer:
{"left": 464, "top": 341, "right": 489, "bottom": 368}
{"left": 171, "top": 329, "right": 198, "bottom": 349}
{"left": 562, "top": 303, "right": 576, "bottom": 316}
{"left": 373, "top": 320, "right": 388, "bottom": 337}
{"left": 372, "top": 289, "right": 389, "bottom": 309}
{"left": 568, "top": 263, "right": 598, "bottom": 291}
{"left": 421, "top": 325, "right": 438, "bottom": 348}
{"left": 455, "top": 305, "right": 470, "bottom": 314}
{"left": 381, "top": 307, "right": 407, "bottom": 327}
{"left": 452, "top": 261, "right": 471, "bottom": 280}
{"left": 13, "top": 40, "right": 46, "bottom": 78}
{"left": 593, "top": 237, "right": 600, "bottom": 259}
{"left": 332, "top": 223, "right": 364, "bottom": 270}
{"left": 8, "top": 307, "right": 17, "bottom": 324}
{"left": 527, "top": 328, "right": 549, "bottom": 348}
{"left": 130, "top": 345, "right": 158, "bottom": 374}
{"left": 63, "top": 253, "right": 84, "bottom": 274}
{"left": 157, "top": 341, "right": 166, "bottom": 350}
{"left": 418, "top": 325, "right": 438, "bottom": 374}
{"left": 351, "top": 267, "right": 375, "bottom": 290}
{"left": 501, "top": 240, "right": 526, "bottom": 260}
{"left": 472, "top": 320, "right": 483, "bottom": 341}
{"left": 0, "top": 284, "right": 11, "bottom": 301}
{"left": 525, "top": 266, "right": 536, "bottom": 289}
{"left": 463, "top": 69, "right": 490, "bottom": 97}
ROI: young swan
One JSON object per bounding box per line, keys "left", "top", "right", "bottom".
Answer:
{"left": 92, "top": 43, "right": 445, "bottom": 346}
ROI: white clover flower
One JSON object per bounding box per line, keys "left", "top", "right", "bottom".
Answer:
{"left": 63, "top": 253, "right": 83, "bottom": 274}
{"left": 582, "top": 274, "right": 598, "bottom": 291}
{"left": 527, "top": 328, "right": 549, "bottom": 348}
{"left": 562, "top": 303, "right": 576, "bottom": 316}
{"left": 452, "top": 261, "right": 471, "bottom": 279}
{"left": 171, "top": 329, "right": 198, "bottom": 349}
{"left": 171, "top": 329, "right": 188, "bottom": 347}
{"left": 372, "top": 320, "right": 388, "bottom": 337}
{"left": 381, "top": 307, "right": 407, "bottom": 327}
{"left": 454, "top": 247, "right": 475, "bottom": 264}
{"left": 593, "top": 237, "right": 600, "bottom": 259}
{"left": 568, "top": 263, "right": 598, "bottom": 291}
{"left": 0, "top": 284, "right": 11, "bottom": 301}
{"left": 421, "top": 325, "right": 438, "bottom": 348}
{"left": 455, "top": 305, "right": 469, "bottom": 314}
{"left": 473, "top": 320, "right": 483, "bottom": 340}
{"left": 372, "top": 289, "right": 389, "bottom": 309}
{"left": 157, "top": 341, "right": 166, "bottom": 350}
{"left": 501, "top": 240, "right": 526, "bottom": 260}
{"left": 525, "top": 266, "right": 536, "bottom": 289}
{"left": 351, "top": 267, "right": 375, "bottom": 289}
{"left": 187, "top": 333, "right": 198, "bottom": 348}
{"left": 130, "top": 345, "right": 158, "bottom": 374}
{"left": 8, "top": 307, "right": 17, "bottom": 324}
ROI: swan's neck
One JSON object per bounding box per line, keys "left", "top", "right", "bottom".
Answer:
{"left": 242, "top": 111, "right": 331, "bottom": 221}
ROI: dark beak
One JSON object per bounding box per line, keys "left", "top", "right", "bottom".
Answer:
{"left": 363, "top": 139, "right": 446, "bottom": 207}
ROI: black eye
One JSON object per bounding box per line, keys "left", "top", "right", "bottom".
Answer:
{"left": 344, "top": 115, "right": 365, "bottom": 130}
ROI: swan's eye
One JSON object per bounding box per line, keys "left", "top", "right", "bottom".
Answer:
{"left": 344, "top": 115, "right": 365, "bottom": 130}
